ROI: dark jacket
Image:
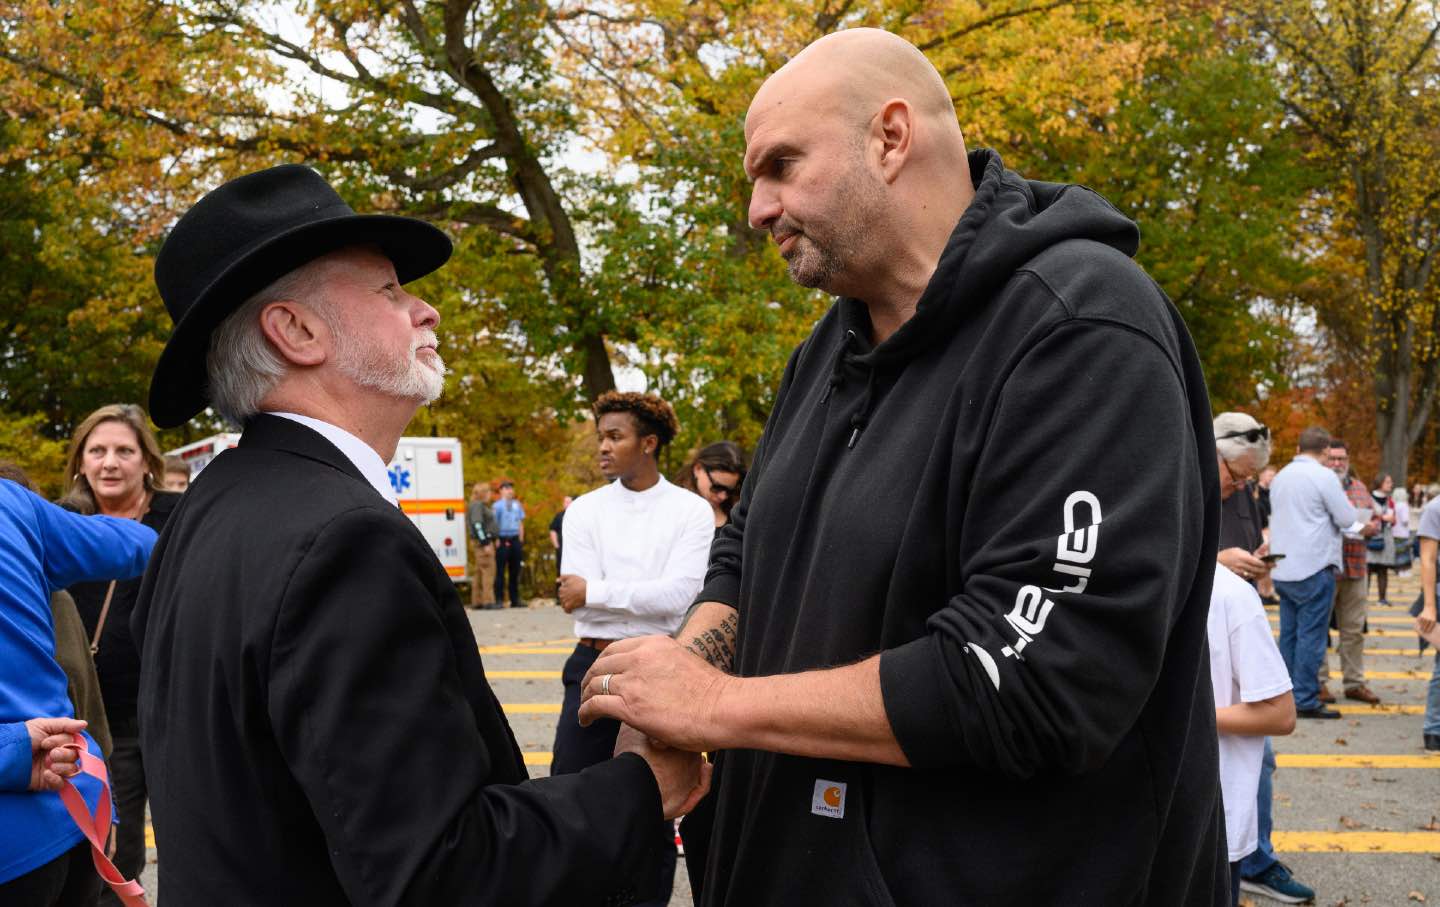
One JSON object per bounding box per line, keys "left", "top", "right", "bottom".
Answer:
{"left": 694, "top": 150, "right": 1226, "bottom": 906}
{"left": 1219, "top": 484, "right": 1265, "bottom": 556}
{"left": 133, "top": 415, "right": 664, "bottom": 905}
{"left": 467, "top": 498, "right": 499, "bottom": 543}
{"left": 49, "top": 589, "right": 112, "bottom": 758}
{"left": 70, "top": 490, "right": 180, "bottom": 733}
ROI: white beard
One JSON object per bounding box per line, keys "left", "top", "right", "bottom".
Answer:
{"left": 336, "top": 329, "right": 447, "bottom": 404}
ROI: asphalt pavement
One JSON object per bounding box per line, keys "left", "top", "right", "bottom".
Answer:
{"left": 137, "top": 576, "right": 1439, "bottom": 905}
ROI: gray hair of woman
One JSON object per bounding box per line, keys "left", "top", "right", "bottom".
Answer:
{"left": 1213, "top": 411, "right": 1271, "bottom": 475}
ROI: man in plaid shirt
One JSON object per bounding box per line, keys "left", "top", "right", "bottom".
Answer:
{"left": 1324, "top": 439, "right": 1382, "bottom": 704}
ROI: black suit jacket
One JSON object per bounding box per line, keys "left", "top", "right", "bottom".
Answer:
{"left": 133, "top": 415, "right": 662, "bottom": 905}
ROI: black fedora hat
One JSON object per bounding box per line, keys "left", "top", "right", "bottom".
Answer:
{"left": 148, "top": 164, "right": 452, "bottom": 428}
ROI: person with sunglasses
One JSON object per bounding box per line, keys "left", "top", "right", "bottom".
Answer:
{"left": 1213, "top": 415, "right": 1319, "bottom": 905}
{"left": 677, "top": 441, "right": 747, "bottom": 529}
{"left": 1215, "top": 413, "right": 1273, "bottom": 587}
{"left": 551, "top": 390, "right": 716, "bottom": 906}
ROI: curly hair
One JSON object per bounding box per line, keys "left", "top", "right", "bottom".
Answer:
{"left": 592, "top": 391, "right": 680, "bottom": 452}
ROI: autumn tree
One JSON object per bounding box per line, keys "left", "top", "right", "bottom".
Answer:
{"left": 548, "top": 0, "right": 1178, "bottom": 446}
{"left": 1016, "top": 9, "right": 1317, "bottom": 409}
{"left": 1250, "top": 0, "right": 1440, "bottom": 486}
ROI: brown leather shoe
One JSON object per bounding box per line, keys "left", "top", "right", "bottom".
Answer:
{"left": 1344, "top": 685, "right": 1381, "bottom": 704}
{"left": 1318, "top": 683, "right": 1335, "bottom": 703}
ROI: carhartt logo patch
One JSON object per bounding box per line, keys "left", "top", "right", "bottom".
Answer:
{"left": 811, "top": 779, "right": 846, "bottom": 818}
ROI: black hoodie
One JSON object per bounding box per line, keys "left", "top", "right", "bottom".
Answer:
{"left": 693, "top": 150, "right": 1226, "bottom": 906}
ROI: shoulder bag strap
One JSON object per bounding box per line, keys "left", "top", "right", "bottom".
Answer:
{"left": 89, "top": 580, "right": 117, "bottom": 657}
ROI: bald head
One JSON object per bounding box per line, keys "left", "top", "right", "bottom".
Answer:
{"left": 747, "top": 29, "right": 958, "bottom": 142}
{"left": 743, "top": 29, "right": 973, "bottom": 313}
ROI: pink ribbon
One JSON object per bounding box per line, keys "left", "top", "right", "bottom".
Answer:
{"left": 56, "top": 733, "right": 149, "bottom": 906}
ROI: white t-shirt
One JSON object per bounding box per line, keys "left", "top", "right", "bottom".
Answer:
{"left": 560, "top": 476, "right": 715, "bottom": 639}
{"left": 1208, "top": 564, "right": 1294, "bottom": 862}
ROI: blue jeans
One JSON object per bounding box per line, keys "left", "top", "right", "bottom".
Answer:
{"left": 1238, "top": 738, "right": 1278, "bottom": 878}
{"left": 1426, "top": 651, "right": 1440, "bottom": 736}
{"left": 1276, "top": 569, "right": 1336, "bottom": 710}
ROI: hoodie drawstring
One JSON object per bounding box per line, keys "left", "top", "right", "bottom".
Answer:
{"left": 848, "top": 368, "right": 877, "bottom": 449}
{"left": 818, "top": 328, "right": 876, "bottom": 449}
{"left": 819, "top": 329, "right": 858, "bottom": 405}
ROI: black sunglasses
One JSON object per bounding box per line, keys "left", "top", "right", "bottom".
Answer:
{"left": 703, "top": 466, "right": 740, "bottom": 497}
{"left": 1218, "top": 426, "right": 1269, "bottom": 444}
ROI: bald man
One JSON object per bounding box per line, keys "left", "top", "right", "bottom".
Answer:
{"left": 578, "top": 29, "right": 1228, "bottom": 905}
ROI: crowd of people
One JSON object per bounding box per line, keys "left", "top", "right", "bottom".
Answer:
{"left": 4, "top": 24, "right": 1440, "bottom": 907}
{"left": 1207, "top": 415, "right": 1440, "bottom": 904}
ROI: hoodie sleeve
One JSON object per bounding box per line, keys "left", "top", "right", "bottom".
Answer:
{"left": 879, "top": 319, "right": 1209, "bottom": 778}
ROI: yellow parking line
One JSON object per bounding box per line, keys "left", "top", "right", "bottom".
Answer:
{"left": 1326, "top": 670, "right": 1433, "bottom": 680}
{"left": 1276, "top": 754, "right": 1440, "bottom": 769}
{"left": 1273, "top": 831, "right": 1440, "bottom": 853}
{"left": 1352, "top": 648, "right": 1425, "bottom": 656}
{"left": 502, "top": 703, "right": 563, "bottom": 714}
{"left": 1333, "top": 703, "right": 1425, "bottom": 715}
{"left": 480, "top": 646, "right": 575, "bottom": 655}
{"left": 488, "top": 670, "right": 562, "bottom": 679}
{"left": 478, "top": 639, "right": 577, "bottom": 653}
{"left": 523, "top": 751, "right": 553, "bottom": 766}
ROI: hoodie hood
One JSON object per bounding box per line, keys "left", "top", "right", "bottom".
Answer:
{"left": 846, "top": 148, "right": 1140, "bottom": 367}
{"left": 825, "top": 148, "right": 1141, "bottom": 446}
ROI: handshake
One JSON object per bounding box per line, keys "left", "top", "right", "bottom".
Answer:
{"left": 581, "top": 635, "right": 734, "bottom": 819}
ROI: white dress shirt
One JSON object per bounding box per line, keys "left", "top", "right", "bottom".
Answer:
{"left": 1269, "top": 453, "right": 1358, "bottom": 582}
{"left": 268, "top": 412, "right": 398, "bottom": 507}
{"left": 560, "top": 476, "right": 715, "bottom": 639}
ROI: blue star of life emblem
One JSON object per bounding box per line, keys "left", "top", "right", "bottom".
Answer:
{"left": 388, "top": 465, "right": 411, "bottom": 494}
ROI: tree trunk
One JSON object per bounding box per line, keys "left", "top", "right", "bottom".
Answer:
{"left": 1375, "top": 361, "right": 1411, "bottom": 488}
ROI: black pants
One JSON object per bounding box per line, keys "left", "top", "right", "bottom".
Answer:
{"left": 99, "top": 733, "right": 145, "bottom": 907}
{"left": 0, "top": 841, "right": 103, "bottom": 906}
{"left": 1229, "top": 860, "right": 1240, "bottom": 906}
{"left": 494, "top": 537, "right": 523, "bottom": 608}
{"left": 552, "top": 644, "right": 675, "bottom": 906}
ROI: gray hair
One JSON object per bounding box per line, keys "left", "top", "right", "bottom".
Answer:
{"left": 205, "top": 260, "right": 335, "bottom": 426}
{"left": 1213, "top": 411, "right": 1271, "bottom": 473}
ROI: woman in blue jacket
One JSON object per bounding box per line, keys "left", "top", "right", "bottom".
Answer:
{"left": 0, "top": 477, "right": 156, "bottom": 903}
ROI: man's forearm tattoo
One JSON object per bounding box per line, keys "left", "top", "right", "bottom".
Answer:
{"left": 685, "top": 610, "right": 738, "bottom": 670}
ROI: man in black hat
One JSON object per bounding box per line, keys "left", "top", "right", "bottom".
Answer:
{"left": 131, "top": 165, "right": 706, "bottom": 905}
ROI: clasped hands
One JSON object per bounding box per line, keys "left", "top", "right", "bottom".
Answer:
{"left": 580, "top": 636, "right": 734, "bottom": 818}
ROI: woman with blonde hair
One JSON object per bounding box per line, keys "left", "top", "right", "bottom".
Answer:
{"left": 60, "top": 404, "right": 182, "bottom": 903}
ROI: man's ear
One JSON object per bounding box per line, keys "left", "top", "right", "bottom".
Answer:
{"left": 258, "top": 300, "right": 329, "bottom": 367}
{"left": 874, "top": 98, "right": 915, "bottom": 185}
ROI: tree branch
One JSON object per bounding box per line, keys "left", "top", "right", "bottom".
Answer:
{"left": 916, "top": 0, "right": 1084, "bottom": 53}
{"left": 385, "top": 141, "right": 511, "bottom": 192}
{"left": 414, "top": 200, "right": 538, "bottom": 245}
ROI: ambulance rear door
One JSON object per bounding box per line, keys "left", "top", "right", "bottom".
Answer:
{"left": 387, "top": 437, "right": 467, "bottom": 583}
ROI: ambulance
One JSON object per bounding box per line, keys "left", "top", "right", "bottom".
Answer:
{"left": 167, "top": 433, "right": 469, "bottom": 583}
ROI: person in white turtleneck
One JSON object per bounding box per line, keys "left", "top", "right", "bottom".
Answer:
{"left": 550, "top": 390, "right": 713, "bottom": 904}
